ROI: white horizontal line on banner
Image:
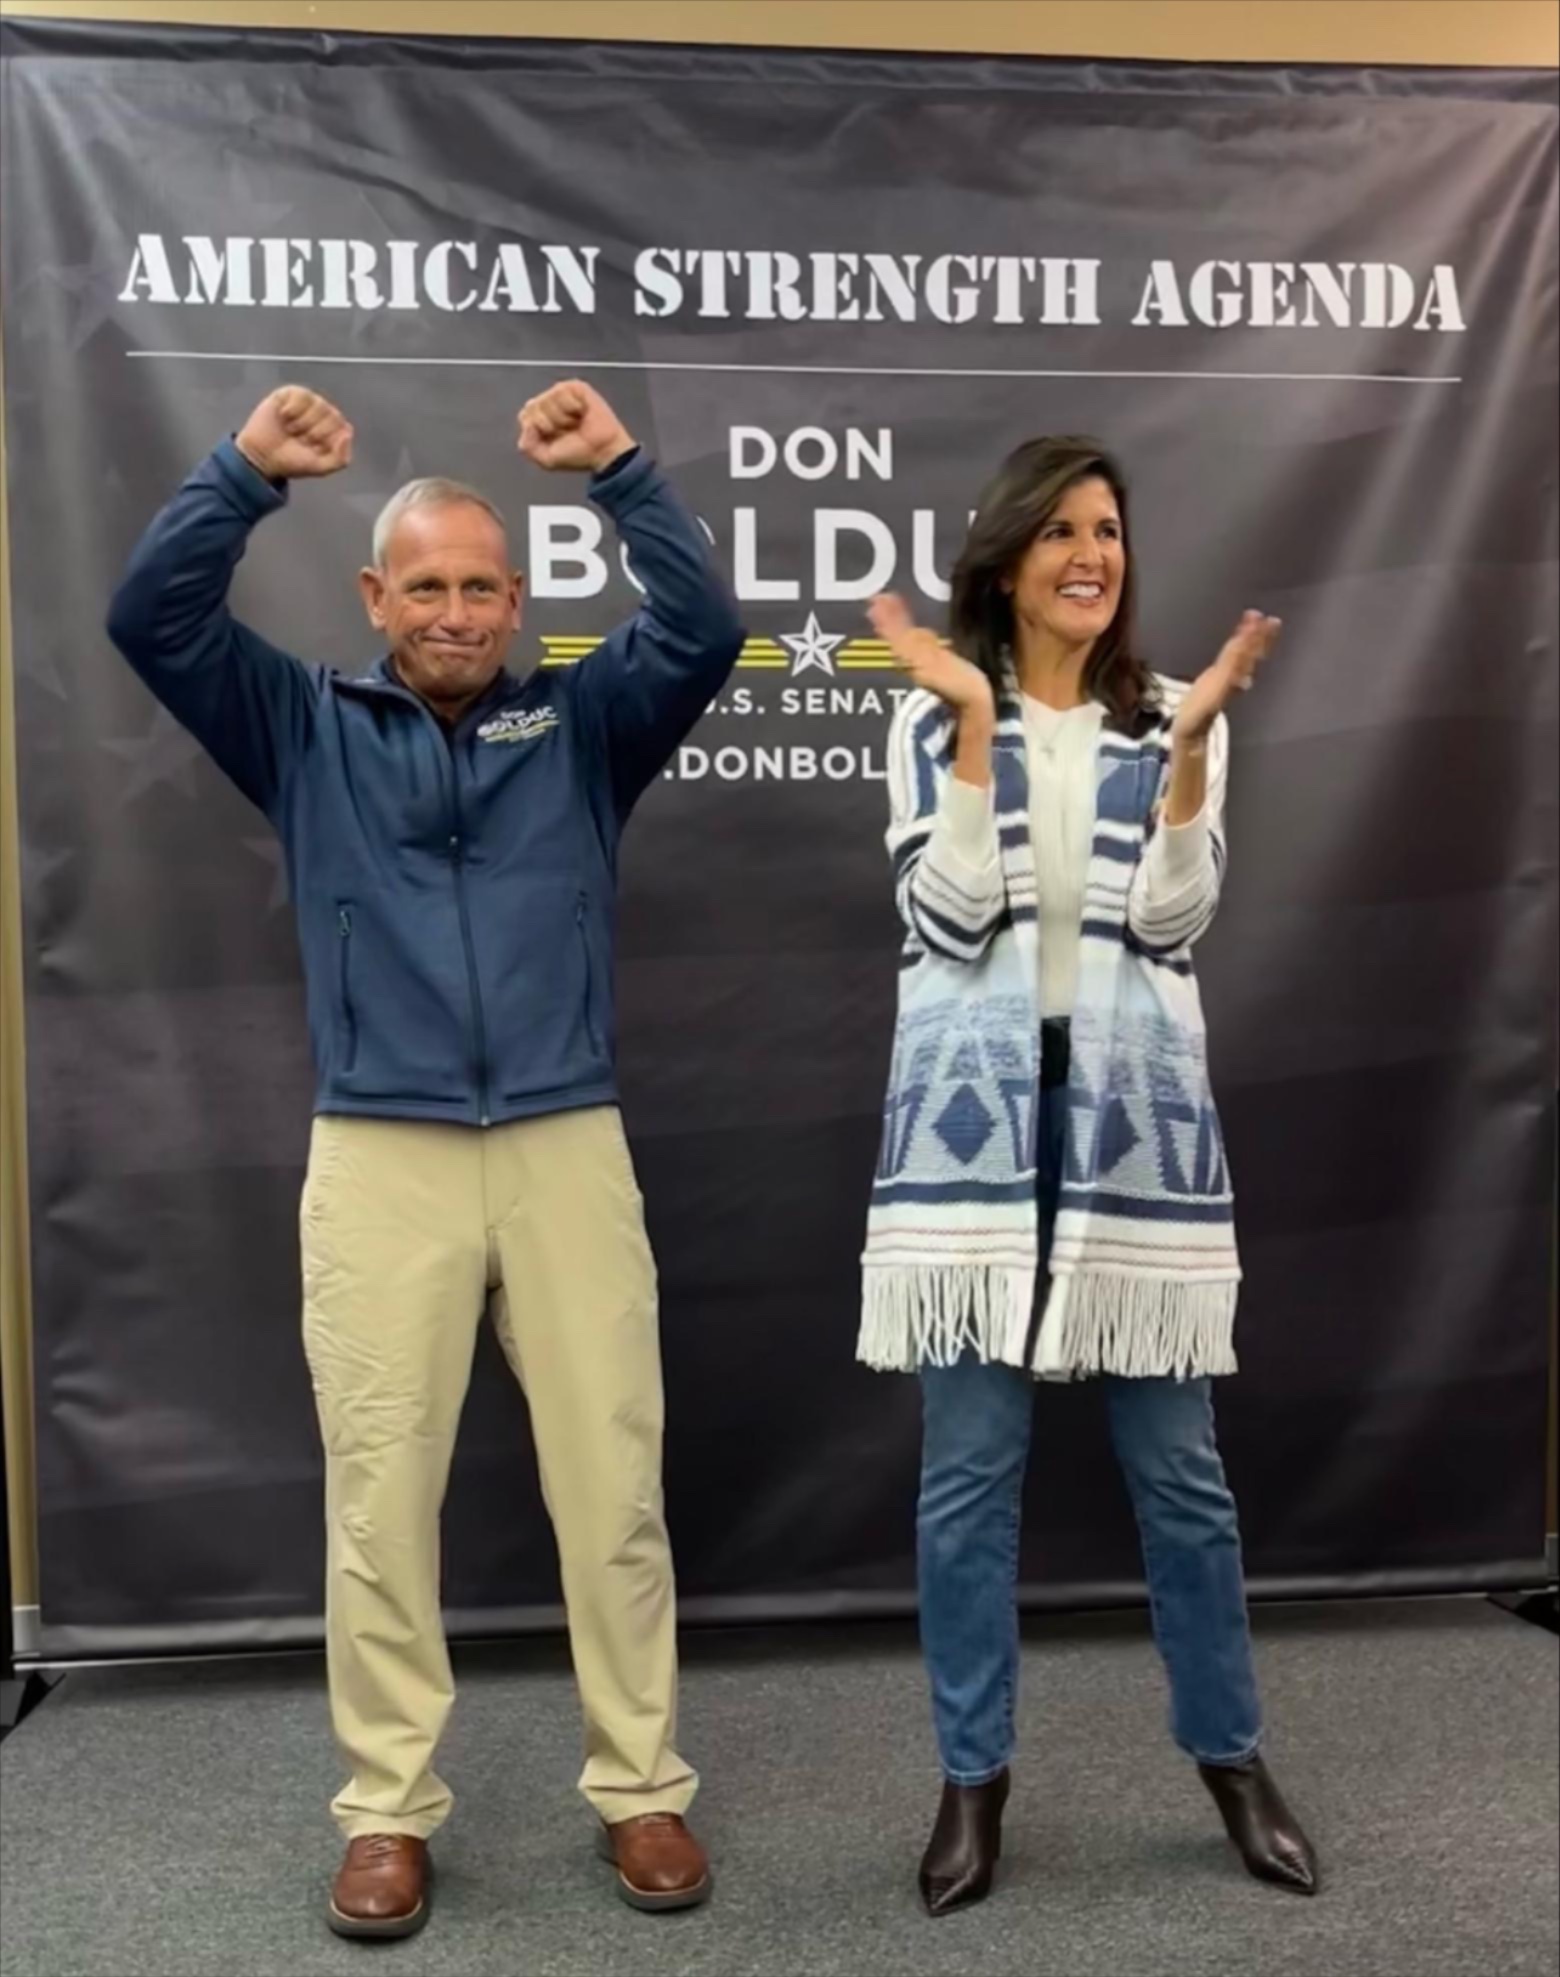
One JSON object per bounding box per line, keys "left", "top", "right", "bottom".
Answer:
{"left": 126, "top": 351, "right": 1463, "bottom": 386}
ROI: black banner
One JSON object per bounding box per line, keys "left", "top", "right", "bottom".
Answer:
{"left": 2, "top": 21, "right": 1556, "bottom": 1654}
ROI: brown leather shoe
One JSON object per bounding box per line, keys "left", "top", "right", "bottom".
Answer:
{"left": 595, "top": 1813, "right": 711, "bottom": 1911}
{"left": 327, "top": 1834, "right": 431, "bottom": 1939}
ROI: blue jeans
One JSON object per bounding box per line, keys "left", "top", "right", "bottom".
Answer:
{"left": 917, "top": 1058, "right": 1262, "bottom": 1782}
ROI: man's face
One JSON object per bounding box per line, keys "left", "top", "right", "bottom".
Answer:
{"left": 359, "top": 501, "right": 523, "bottom": 720}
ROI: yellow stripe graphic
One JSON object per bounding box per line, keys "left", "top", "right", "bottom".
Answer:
{"left": 537, "top": 632, "right": 937, "bottom": 671}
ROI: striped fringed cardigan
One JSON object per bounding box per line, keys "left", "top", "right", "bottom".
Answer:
{"left": 858, "top": 673, "right": 1241, "bottom": 1382}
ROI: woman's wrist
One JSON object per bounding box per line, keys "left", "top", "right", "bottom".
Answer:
{"left": 952, "top": 701, "right": 996, "bottom": 787}
{"left": 956, "top": 694, "right": 996, "bottom": 737}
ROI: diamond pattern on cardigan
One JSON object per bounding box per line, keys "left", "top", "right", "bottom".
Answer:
{"left": 934, "top": 1083, "right": 997, "bottom": 1165}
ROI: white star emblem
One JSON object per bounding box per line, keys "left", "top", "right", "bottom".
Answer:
{"left": 781, "top": 612, "right": 844, "bottom": 677}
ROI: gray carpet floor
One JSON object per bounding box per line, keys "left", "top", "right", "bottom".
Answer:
{"left": 1, "top": 1599, "right": 1555, "bottom": 1977}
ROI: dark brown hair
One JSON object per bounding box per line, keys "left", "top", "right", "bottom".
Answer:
{"left": 948, "top": 434, "right": 1155, "bottom": 729}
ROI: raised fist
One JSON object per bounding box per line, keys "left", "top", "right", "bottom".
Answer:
{"left": 234, "top": 387, "right": 354, "bottom": 482}
{"left": 517, "top": 380, "right": 634, "bottom": 474}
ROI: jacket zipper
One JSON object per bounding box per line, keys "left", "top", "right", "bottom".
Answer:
{"left": 440, "top": 728, "right": 492, "bottom": 1127}
{"left": 337, "top": 904, "right": 358, "bottom": 1071}
{"left": 576, "top": 892, "right": 603, "bottom": 1057}
{"left": 350, "top": 674, "right": 498, "bottom": 1124}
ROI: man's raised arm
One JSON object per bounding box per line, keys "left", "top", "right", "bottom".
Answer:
{"left": 106, "top": 387, "right": 353, "bottom": 815}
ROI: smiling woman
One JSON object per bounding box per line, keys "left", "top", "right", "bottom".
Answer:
{"left": 949, "top": 436, "right": 1150, "bottom": 728}
{"left": 857, "top": 428, "right": 1301, "bottom": 1912}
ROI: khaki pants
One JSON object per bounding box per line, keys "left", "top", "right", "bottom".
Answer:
{"left": 299, "top": 1105, "right": 695, "bottom": 1838}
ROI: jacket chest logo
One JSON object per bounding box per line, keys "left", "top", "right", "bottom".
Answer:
{"left": 477, "top": 704, "right": 559, "bottom": 746}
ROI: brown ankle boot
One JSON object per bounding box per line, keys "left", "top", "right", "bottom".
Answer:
{"left": 328, "top": 1833, "right": 431, "bottom": 1938}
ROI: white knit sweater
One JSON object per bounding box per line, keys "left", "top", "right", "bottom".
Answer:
{"left": 930, "top": 693, "right": 1226, "bottom": 1017}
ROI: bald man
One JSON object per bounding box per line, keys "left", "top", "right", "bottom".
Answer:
{"left": 108, "top": 380, "right": 744, "bottom": 1937}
